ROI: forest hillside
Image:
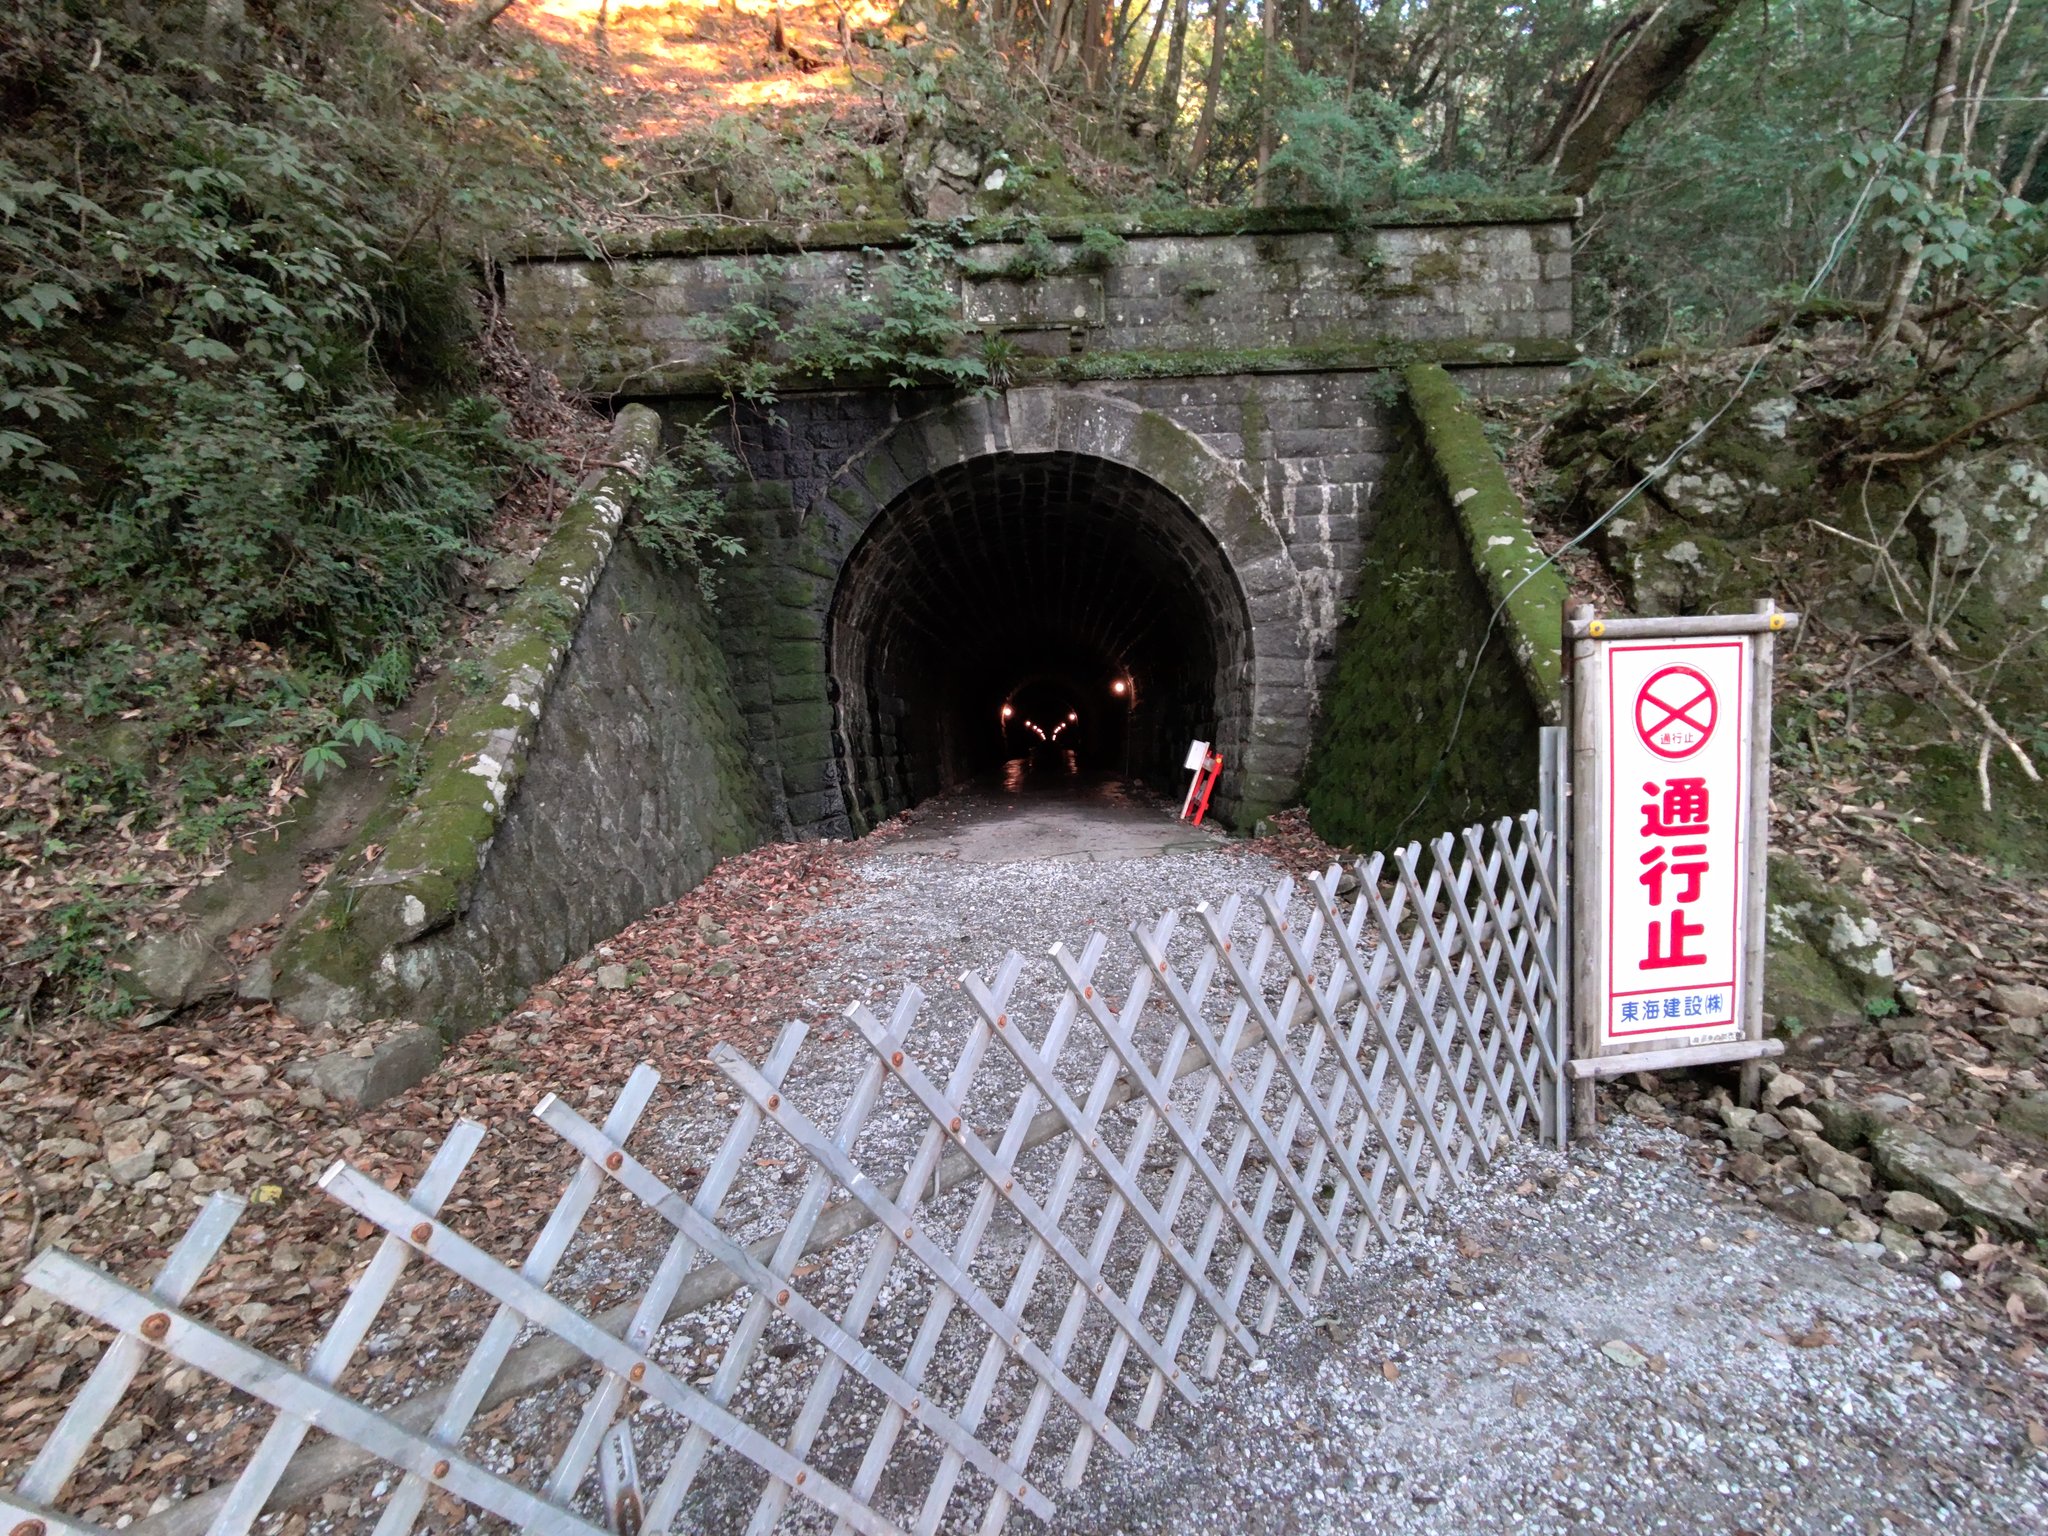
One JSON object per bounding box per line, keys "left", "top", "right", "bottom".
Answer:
{"left": 0, "top": 2, "right": 2046, "bottom": 1503}
{"left": 0, "top": 0, "right": 2043, "bottom": 1073}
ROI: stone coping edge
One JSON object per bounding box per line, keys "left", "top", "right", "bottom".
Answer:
{"left": 1401, "top": 362, "right": 1567, "bottom": 723}
{"left": 598, "top": 338, "right": 1578, "bottom": 401}
{"left": 269, "top": 406, "right": 664, "bottom": 1101}
{"left": 518, "top": 197, "right": 1583, "bottom": 262}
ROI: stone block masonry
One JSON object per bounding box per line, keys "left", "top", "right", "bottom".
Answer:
{"left": 1303, "top": 365, "right": 1567, "bottom": 850}
{"left": 502, "top": 201, "right": 1578, "bottom": 397}
{"left": 671, "top": 367, "right": 1563, "bottom": 840}
{"left": 269, "top": 408, "right": 771, "bottom": 1104}
{"left": 496, "top": 203, "right": 1577, "bottom": 845}
{"left": 257, "top": 207, "right": 1579, "bottom": 1106}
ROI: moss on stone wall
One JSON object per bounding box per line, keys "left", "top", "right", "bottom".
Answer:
{"left": 519, "top": 199, "right": 1582, "bottom": 262}
{"left": 600, "top": 338, "right": 1575, "bottom": 400}
{"left": 1303, "top": 366, "right": 1565, "bottom": 851}
{"left": 269, "top": 406, "right": 771, "bottom": 1097}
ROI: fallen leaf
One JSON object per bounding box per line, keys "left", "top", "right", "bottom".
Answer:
{"left": 1381, "top": 1361, "right": 1400, "bottom": 1381}
{"left": 1599, "top": 1340, "right": 1650, "bottom": 1368}
{"left": 1496, "top": 1348, "right": 1533, "bottom": 1367}
{"left": 2028, "top": 1420, "right": 2048, "bottom": 1450}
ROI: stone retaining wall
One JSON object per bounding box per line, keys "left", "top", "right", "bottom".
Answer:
{"left": 270, "top": 408, "right": 770, "bottom": 1104}
{"left": 1302, "top": 365, "right": 1566, "bottom": 849}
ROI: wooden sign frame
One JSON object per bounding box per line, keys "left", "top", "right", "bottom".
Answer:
{"left": 1565, "top": 599, "right": 1800, "bottom": 1125}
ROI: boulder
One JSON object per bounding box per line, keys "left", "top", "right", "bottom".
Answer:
{"left": 1762, "top": 1073, "right": 1808, "bottom": 1110}
{"left": 1772, "top": 1186, "right": 1847, "bottom": 1229}
{"left": 1887, "top": 1032, "right": 1932, "bottom": 1069}
{"left": 103, "top": 1134, "right": 157, "bottom": 1185}
{"left": 1764, "top": 855, "right": 1897, "bottom": 1033}
{"left": 309, "top": 1026, "right": 444, "bottom": 1112}
{"left": 1882, "top": 1190, "right": 1949, "bottom": 1233}
{"left": 1837, "top": 1212, "right": 1881, "bottom": 1244}
{"left": 1796, "top": 1135, "right": 1872, "bottom": 1201}
{"left": 1871, "top": 1126, "right": 2041, "bottom": 1239}
{"left": 1997, "top": 1093, "right": 2048, "bottom": 1147}
{"left": 117, "top": 929, "right": 231, "bottom": 1011}
{"left": 2006, "top": 1273, "right": 2048, "bottom": 1320}
{"left": 1988, "top": 982, "right": 2048, "bottom": 1020}
{"left": 1810, "top": 1096, "right": 1882, "bottom": 1150}
{"left": 1878, "top": 1224, "right": 1923, "bottom": 1262}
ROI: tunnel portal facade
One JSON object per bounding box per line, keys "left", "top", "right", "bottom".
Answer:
{"left": 506, "top": 206, "right": 1577, "bottom": 835}
{"left": 688, "top": 374, "right": 1554, "bottom": 837}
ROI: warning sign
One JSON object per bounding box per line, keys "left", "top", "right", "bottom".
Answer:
{"left": 1634, "top": 666, "right": 1717, "bottom": 758}
{"left": 1603, "top": 640, "right": 1750, "bottom": 1049}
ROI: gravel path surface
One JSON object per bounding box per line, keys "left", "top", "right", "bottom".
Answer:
{"left": 613, "top": 816, "right": 2048, "bottom": 1536}
{"left": 1063, "top": 1116, "right": 2048, "bottom": 1535}
{"left": 46, "top": 796, "right": 2037, "bottom": 1536}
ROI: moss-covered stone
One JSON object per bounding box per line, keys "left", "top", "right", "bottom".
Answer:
{"left": 602, "top": 338, "right": 1578, "bottom": 399}
{"left": 1400, "top": 364, "right": 1566, "bottom": 719}
{"left": 1763, "top": 852, "right": 1897, "bottom": 1042}
{"left": 1902, "top": 738, "right": 2048, "bottom": 873}
{"left": 517, "top": 199, "right": 1582, "bottom": 263}
{"left": 271, "top": 403, "right": 771, "bottom": 1065}
{"left": 1302, "top": 367, "right": 1563, "bottom": 850}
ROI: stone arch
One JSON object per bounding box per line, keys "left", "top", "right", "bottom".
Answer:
{"left": 806, "top": 389, "right": 1311, "bottom": 831}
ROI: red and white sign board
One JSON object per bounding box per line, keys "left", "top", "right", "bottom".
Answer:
{"left": 1568, "top": 603, "right": 1798, "bottom": 1088}
{"left": 1603, "top": 642, "right": 1749, "bottom": 1050}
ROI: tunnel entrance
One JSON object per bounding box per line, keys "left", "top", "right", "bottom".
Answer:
{"left": 827, "top": 451, "right": 1254, "bottom": 833}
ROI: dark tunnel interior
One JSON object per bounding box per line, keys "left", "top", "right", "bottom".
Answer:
{"left": 827, "top": 452, "right": 1252, "bottom": 830}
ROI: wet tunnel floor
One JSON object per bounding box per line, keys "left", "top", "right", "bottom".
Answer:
{"left": 885, "top": 752, "right": 1227, "bottom": 865}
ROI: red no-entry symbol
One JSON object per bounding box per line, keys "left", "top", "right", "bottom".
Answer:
{"left": 1635, "top": 666, "right": 1717, "bottom": 758}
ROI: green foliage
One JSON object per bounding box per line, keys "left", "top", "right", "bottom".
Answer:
{"left": 0, "top": 1, "right": 632, "bottom": 671}
{"left": 1262, "top": 66, "right": 1412, "bottom": 208}
{"left": 0, "top": 2, "right": 651, "bottom": 1015}
{"left": 302, "top": 716, "right": 407, "bottom": 783}
{"left": 1577, "top": 0, "right": 2047, "bottom": 350}
{"left": 690, "top": 233, "right": 989, "bottom": 400}
{"left": 1072, "top": 226, "right": 1128, "bottom": 272}
{"left": 633, "top": 423, "right": 747, "bottom": 597}
{"left": 1851, "top": 143, "right": 2046, "bottom": 294}
{"left": 687, "top": 260, "right": 797, "bottom": 410}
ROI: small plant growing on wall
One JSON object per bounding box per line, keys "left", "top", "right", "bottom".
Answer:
{"left": 633, "top": 421, "right": 747, "bottom": 598}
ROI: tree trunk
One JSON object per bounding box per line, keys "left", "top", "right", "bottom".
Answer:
{"left": 1156, "top": 0, "right": 1193, "bottom": 154}
{"left": 1957, "top": 0, "right": 2019, "bottom": 177}
{"left": 1531, "top": 0, "right": 1750, "bottom": 195}
{"left": 1183, "top": 0, "right": 1237, "bottom": 178}
{"left": 463, "top": 0, "right": 522, "bottom": 35}
{"left": 1079, "top": 0, "right": 1113, "bottom": 83}
{"left": 1254, "top": 0, "right": 1279, "bottom": 204}
{"left": 1874, "top": 0, "right": 1972, "bottom": 350}
{"left": 1129, "top": 0, "right": 1171, "bottom": 91}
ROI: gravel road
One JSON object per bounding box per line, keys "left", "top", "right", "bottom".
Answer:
{"left": 619, "top": 810, "right": 2046, "bottom": 1536}
{"left": 94, "top": 793, "right": 2044, "bottom": 1536}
